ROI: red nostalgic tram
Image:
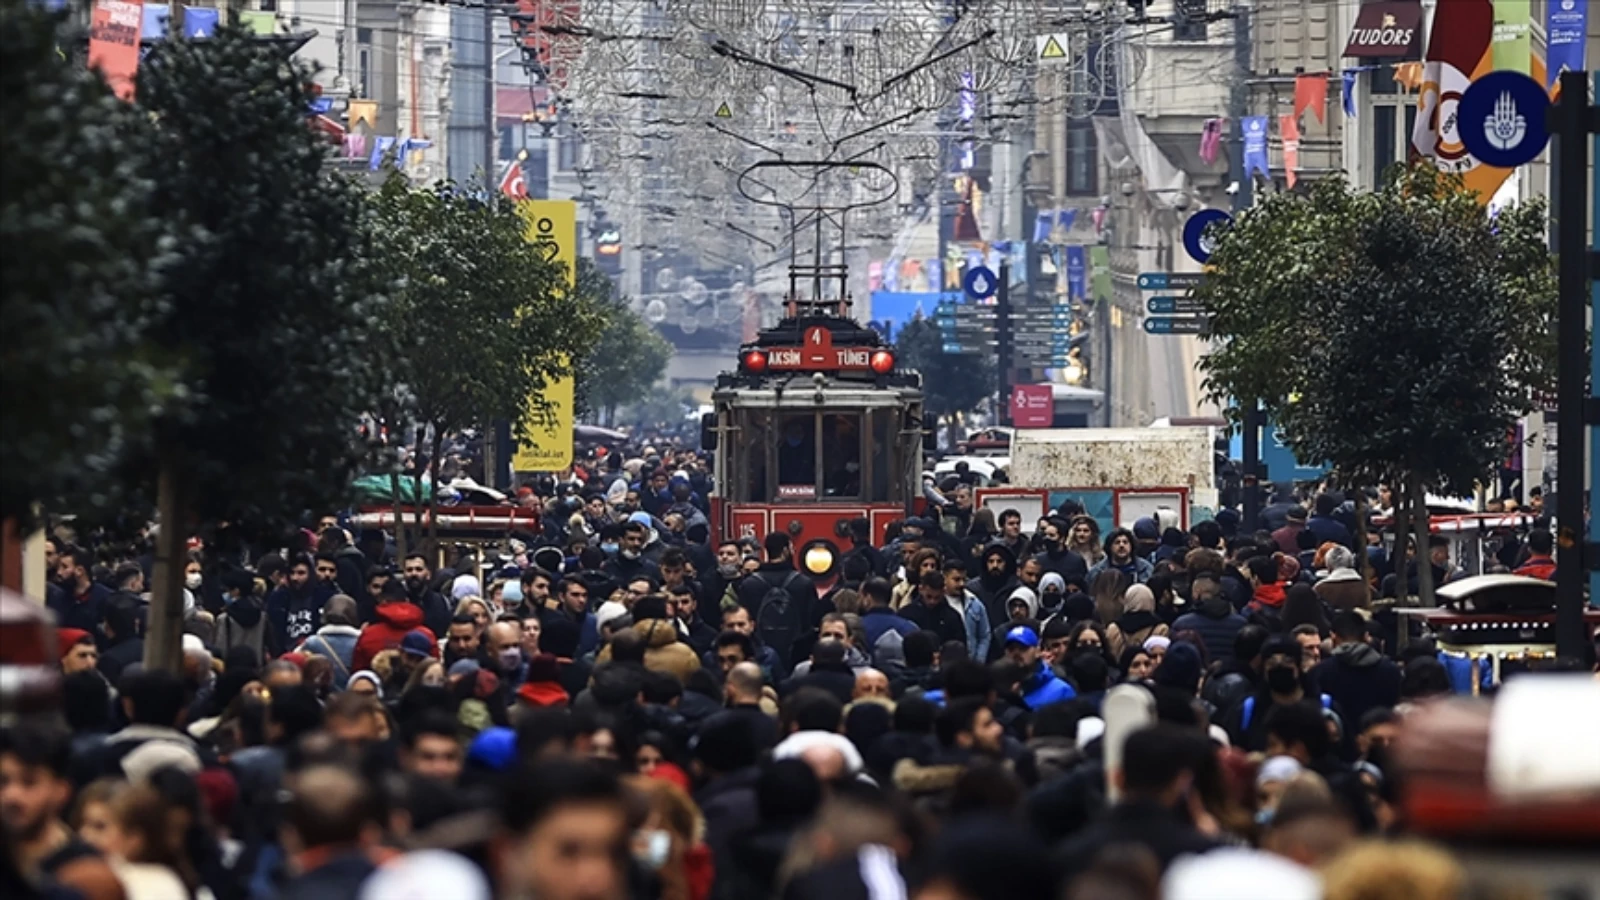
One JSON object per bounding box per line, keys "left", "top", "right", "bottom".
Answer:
{"left": 704, "top": 295, "right": 925, "bottom": 566}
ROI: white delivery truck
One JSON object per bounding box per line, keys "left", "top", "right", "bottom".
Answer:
{"left": 976, "top": 427, "right": 1216, "bottom": 533}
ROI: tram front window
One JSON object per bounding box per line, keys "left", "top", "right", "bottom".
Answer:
{"left": 822, "top": 414, "right": 861, "bottom": 497}
{"left": 777, "top": 415, "right": 815, "bottom": 489}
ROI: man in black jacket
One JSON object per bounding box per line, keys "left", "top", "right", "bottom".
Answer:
{"left": 398, "top": 553, "right": 452, "bottom": 640}
{"left": 1054, "top": 724, "right": 1220, "bottom": 879}
{"left": 1032, "top": 517, "right": 1089, "bottom": 581}
{"left": 970, "top": 544, "right": 1021, "bottom": 626}
{"left": 780, "top": 639, "right": 856, "bottom": 704}
{"left": 1311, "top": 611, "right": 1401, "bottom": 730}
{"left": 735, "top": 534, "right": 816, "bottom": 667}
{"left": 900, "top": 570, "right": 968, "bottom": 648}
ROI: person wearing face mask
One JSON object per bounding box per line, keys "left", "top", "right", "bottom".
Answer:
{"left": 1032, "top": 517, "right": 1090, "bottom": 582}
{"left": 604, "top": 520, "right": 662, "bottom": 585}
{"left": 1036, "top": 572, "right": 1067, "bottom": 618}
{"left": 1221, "top": 636, "right": 1338, "bottom": 753}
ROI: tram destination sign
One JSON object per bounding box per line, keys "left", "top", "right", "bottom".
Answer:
{"left": 760, "top": 326, "right": 887, "bottom": 373}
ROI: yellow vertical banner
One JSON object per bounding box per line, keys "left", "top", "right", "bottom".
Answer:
{"left": 511, "top": 200, "right": 578, "bottom": 472}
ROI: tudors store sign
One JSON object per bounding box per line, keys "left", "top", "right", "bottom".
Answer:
{"left": 1343, "top": 1, "right": 1423, "bottom": 58}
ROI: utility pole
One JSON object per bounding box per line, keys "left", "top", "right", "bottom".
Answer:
{"left": 1552, "top": 70, "right": 1595, "bottom": 657}
{"left": 1227, "top": 2, "right": 1261, "bottom": 530}
{"left": 996, "top": 258, "right": 1012, "bottom": 424}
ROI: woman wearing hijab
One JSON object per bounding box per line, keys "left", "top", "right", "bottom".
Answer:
{"left": 1106, "top": 584, "right": 1170, "bottom": 659}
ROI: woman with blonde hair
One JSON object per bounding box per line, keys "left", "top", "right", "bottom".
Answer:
{"left": 1066, "top": 515, "right": 1105, "bottom": 567}
{"left": 623, "top": 775, "right": 714, "bottom": 900}
{"left": 401, "top": 659, "right": 447, "bottom": 696}
{"left": 99, "top": 782, "right": 212, "bottom": 900}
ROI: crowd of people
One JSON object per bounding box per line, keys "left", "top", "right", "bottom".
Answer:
{"left": 8, "top": 460, "right": 1596, "bottom": 900}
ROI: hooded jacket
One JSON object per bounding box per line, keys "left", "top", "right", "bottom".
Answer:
{"left": 971, "top": 544, "right": 1021, "bottom": 625}
{"left": 1020, "top": 660, "right": 1076, "bottom": 709}
{"left": 214, "top": 595, "right": 273, "bottom": 660}
{"left": 1247, "top": 581, "right": 1287, "bottom": 612}
{"left": 597, "top": 617, "right": 701, "bottom": 684}
{"left": 1310, "top": 641, "right": 1400, "bottom": 729}
{"left": 351, "top": 602, "right": 432, "bottom": 672}
{"left": 1170, "top": 595, "right": 1247, "bottom": 665}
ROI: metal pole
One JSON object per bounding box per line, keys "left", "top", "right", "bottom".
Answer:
{"left": 1553, "top": 69, "right": 1592, "bottom": 657}
{"left": 996, "top": 258, "right": 1012, "bottom": 425}
{"left": 1588, "top": 71, "right": 1600, "bottom": 614}
{"left": 1228, "top": 4, "right": 1260, "bottom": 529}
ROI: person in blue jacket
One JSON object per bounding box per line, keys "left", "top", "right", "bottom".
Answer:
{"left": 1001, "top": 624, "right": 1076, "bottom": 709}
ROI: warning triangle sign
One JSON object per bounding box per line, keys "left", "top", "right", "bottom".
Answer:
{"left": 1039, "top": 35, "right": 1066, "bottom": 60}
{"left": 714, "top": 101, "right": 732, "bottom": 119}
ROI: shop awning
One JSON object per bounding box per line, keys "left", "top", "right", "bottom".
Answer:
{"left": 1343, "top": 1, "right": 1423, "bottom": 58}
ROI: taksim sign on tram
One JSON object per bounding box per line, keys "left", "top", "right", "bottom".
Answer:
{"left": 745, "top": 327, "right": 895, "bottom": 373}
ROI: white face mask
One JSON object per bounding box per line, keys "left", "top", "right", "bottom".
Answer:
{"left": 185, "top": 572, "right": 203, "bottom": 590}
{"left": 635, "top": 829, "right": 671, "bottom": 870}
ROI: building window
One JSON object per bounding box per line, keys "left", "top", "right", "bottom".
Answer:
{"left": 1065, "top": 119, "right": 1097, "bottom": 196}
{"left": 557, "top": 129, "right": 581, "bottom": 171}
{"left": 356, "top": 46, "right": 371, "bottom": 99}
{"left": 1371, "top": 106, "right": 1396, "bottom": 190}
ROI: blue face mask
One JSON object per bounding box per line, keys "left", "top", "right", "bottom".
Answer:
{"left": 222, "top": 592, "right": 237, "bottom": 605}
{"left": 601, "top": 542, "right": 619, "bottom": 555}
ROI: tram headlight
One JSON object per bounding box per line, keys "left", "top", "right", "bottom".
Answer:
{"left": 869, "top": 350, "right": 895, "bottom": 374}
{"left": 742, "top": 350, "right": 768, "bottom": 374}
{"left": 801, "top": 540, "right": 838, "bottom": 577}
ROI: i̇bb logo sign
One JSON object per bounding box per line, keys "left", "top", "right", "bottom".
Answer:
{"left": 1012, "top": 385, "right": 1053, "bottom": 428}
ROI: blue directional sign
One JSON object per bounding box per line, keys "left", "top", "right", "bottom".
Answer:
{"left": 1143, "top": 317, "right": 1208, "bottom": 336}
{"left": 1263, "top": 424, "right": 1330, "bottom": 482}
{"left": 1182, "top": 209, "right": 1232, "bottom": 263}
{"left": 963, "top": 265, "right": 998, "bottom": 300}
{"left": 1458, "top": 70, "right": 1552, "bottom": 169}
{"left": 1146, "top": 296, "right": 1205, "bottom": 315}
{"left": 1137, "top": 272, "right": 1207, "bottom": 291}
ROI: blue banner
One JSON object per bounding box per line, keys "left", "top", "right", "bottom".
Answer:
{"left": 1065, "top": 246, "right": 1087, "bottom": 299}
{"left": 142, "top": 3, "right": 169, "bottom": 40}
{"left": 1242, "top": 116, "right": 1271, "bottom": 180}
{"left": 1033, "top": 211, "right": 1053, "bottom": 243}
{"left": 1546, "top": 0, "right": 1587, "bottom": 87}
{"left": 182, "top": 5, "right": 218, "bottom": 37}
{"left": 1056, "top": 208, "right": 1077, "bottom": 231}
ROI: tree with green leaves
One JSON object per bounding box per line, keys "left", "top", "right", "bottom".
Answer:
{"left": 895, "top": 315, "right": 996, "bottom": 443}
{"left": 574, "top": 260, "right": 672, "bottom": 425}
{"left": 0, "top": 0, "right": 175, "bottom": 529}
{"left": 128, "top": 27, "right": 394, "bottom": 669}
{"left": 367, "top": 175, "right": 604, "bottom": 547}
{"left": 1195, "top": 164, "right": 1556, "bottom": 604}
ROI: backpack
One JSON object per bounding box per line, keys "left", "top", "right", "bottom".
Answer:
{"left": 1241, "top": 693, "right": 1331, "bottom": 732}
{"left": 753, "top": 571, "right": 806, "bottom": 667}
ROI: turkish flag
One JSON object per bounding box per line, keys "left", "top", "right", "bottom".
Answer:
{"left": 499, "top": 161, "right": 528, "bottom": 200}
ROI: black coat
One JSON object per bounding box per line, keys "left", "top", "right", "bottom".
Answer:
{"left": 781, "top": 660, "right": 857, "bottom": 705}
{"left": 1054, "top": 798, "right": 1219, "bottom": 879}
{"left": 1310, "top": 643, "right": 1401, "bottom": 730}
{"left": 1033, "top": 548, "right": 1089, "bottom": 582}
{"left": 900, "top": 599, "right": 968, "bottom": 647}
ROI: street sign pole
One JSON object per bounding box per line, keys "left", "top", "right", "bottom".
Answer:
{"left": 1554, "top": 69, "right": 1595, "bottom": 656}
{"left": 1590, "top": 71, "right": 1600, "bottom": 614}
{"left": 996, "top": 258, "right": 1012, "bottom": 426}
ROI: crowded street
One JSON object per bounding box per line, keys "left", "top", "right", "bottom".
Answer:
{"left": 4, "top": 0, "right": 1600, "bottom": 898}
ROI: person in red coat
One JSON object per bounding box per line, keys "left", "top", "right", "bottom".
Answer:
{"left": 352, "top": 583, "right": 437, "bottom": 672}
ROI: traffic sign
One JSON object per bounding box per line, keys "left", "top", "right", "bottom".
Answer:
{"left": 1182, "top": 209, "right": 1232, "bottom": 264}
{"left": 1137, "top": 272, "right": 1207, "bottom": 291}
{"left": 1458, "top": 70, "right": 1552, "bottom": 169}
{"left": 963, "top": 265, "right": 998, "bottom": 299}
{"left": 1143, "top": 317, "right": 1208, "bottom": 336}
{"left": 1146, "top": 295, "right": 1205, "bottom": 315}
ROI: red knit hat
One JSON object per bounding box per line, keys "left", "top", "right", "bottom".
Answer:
{"left": 57, "top": 628, "right": 92, "bottom": 660}
{"left": 516, "top": 680, "right": 569, "bottom": 708}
